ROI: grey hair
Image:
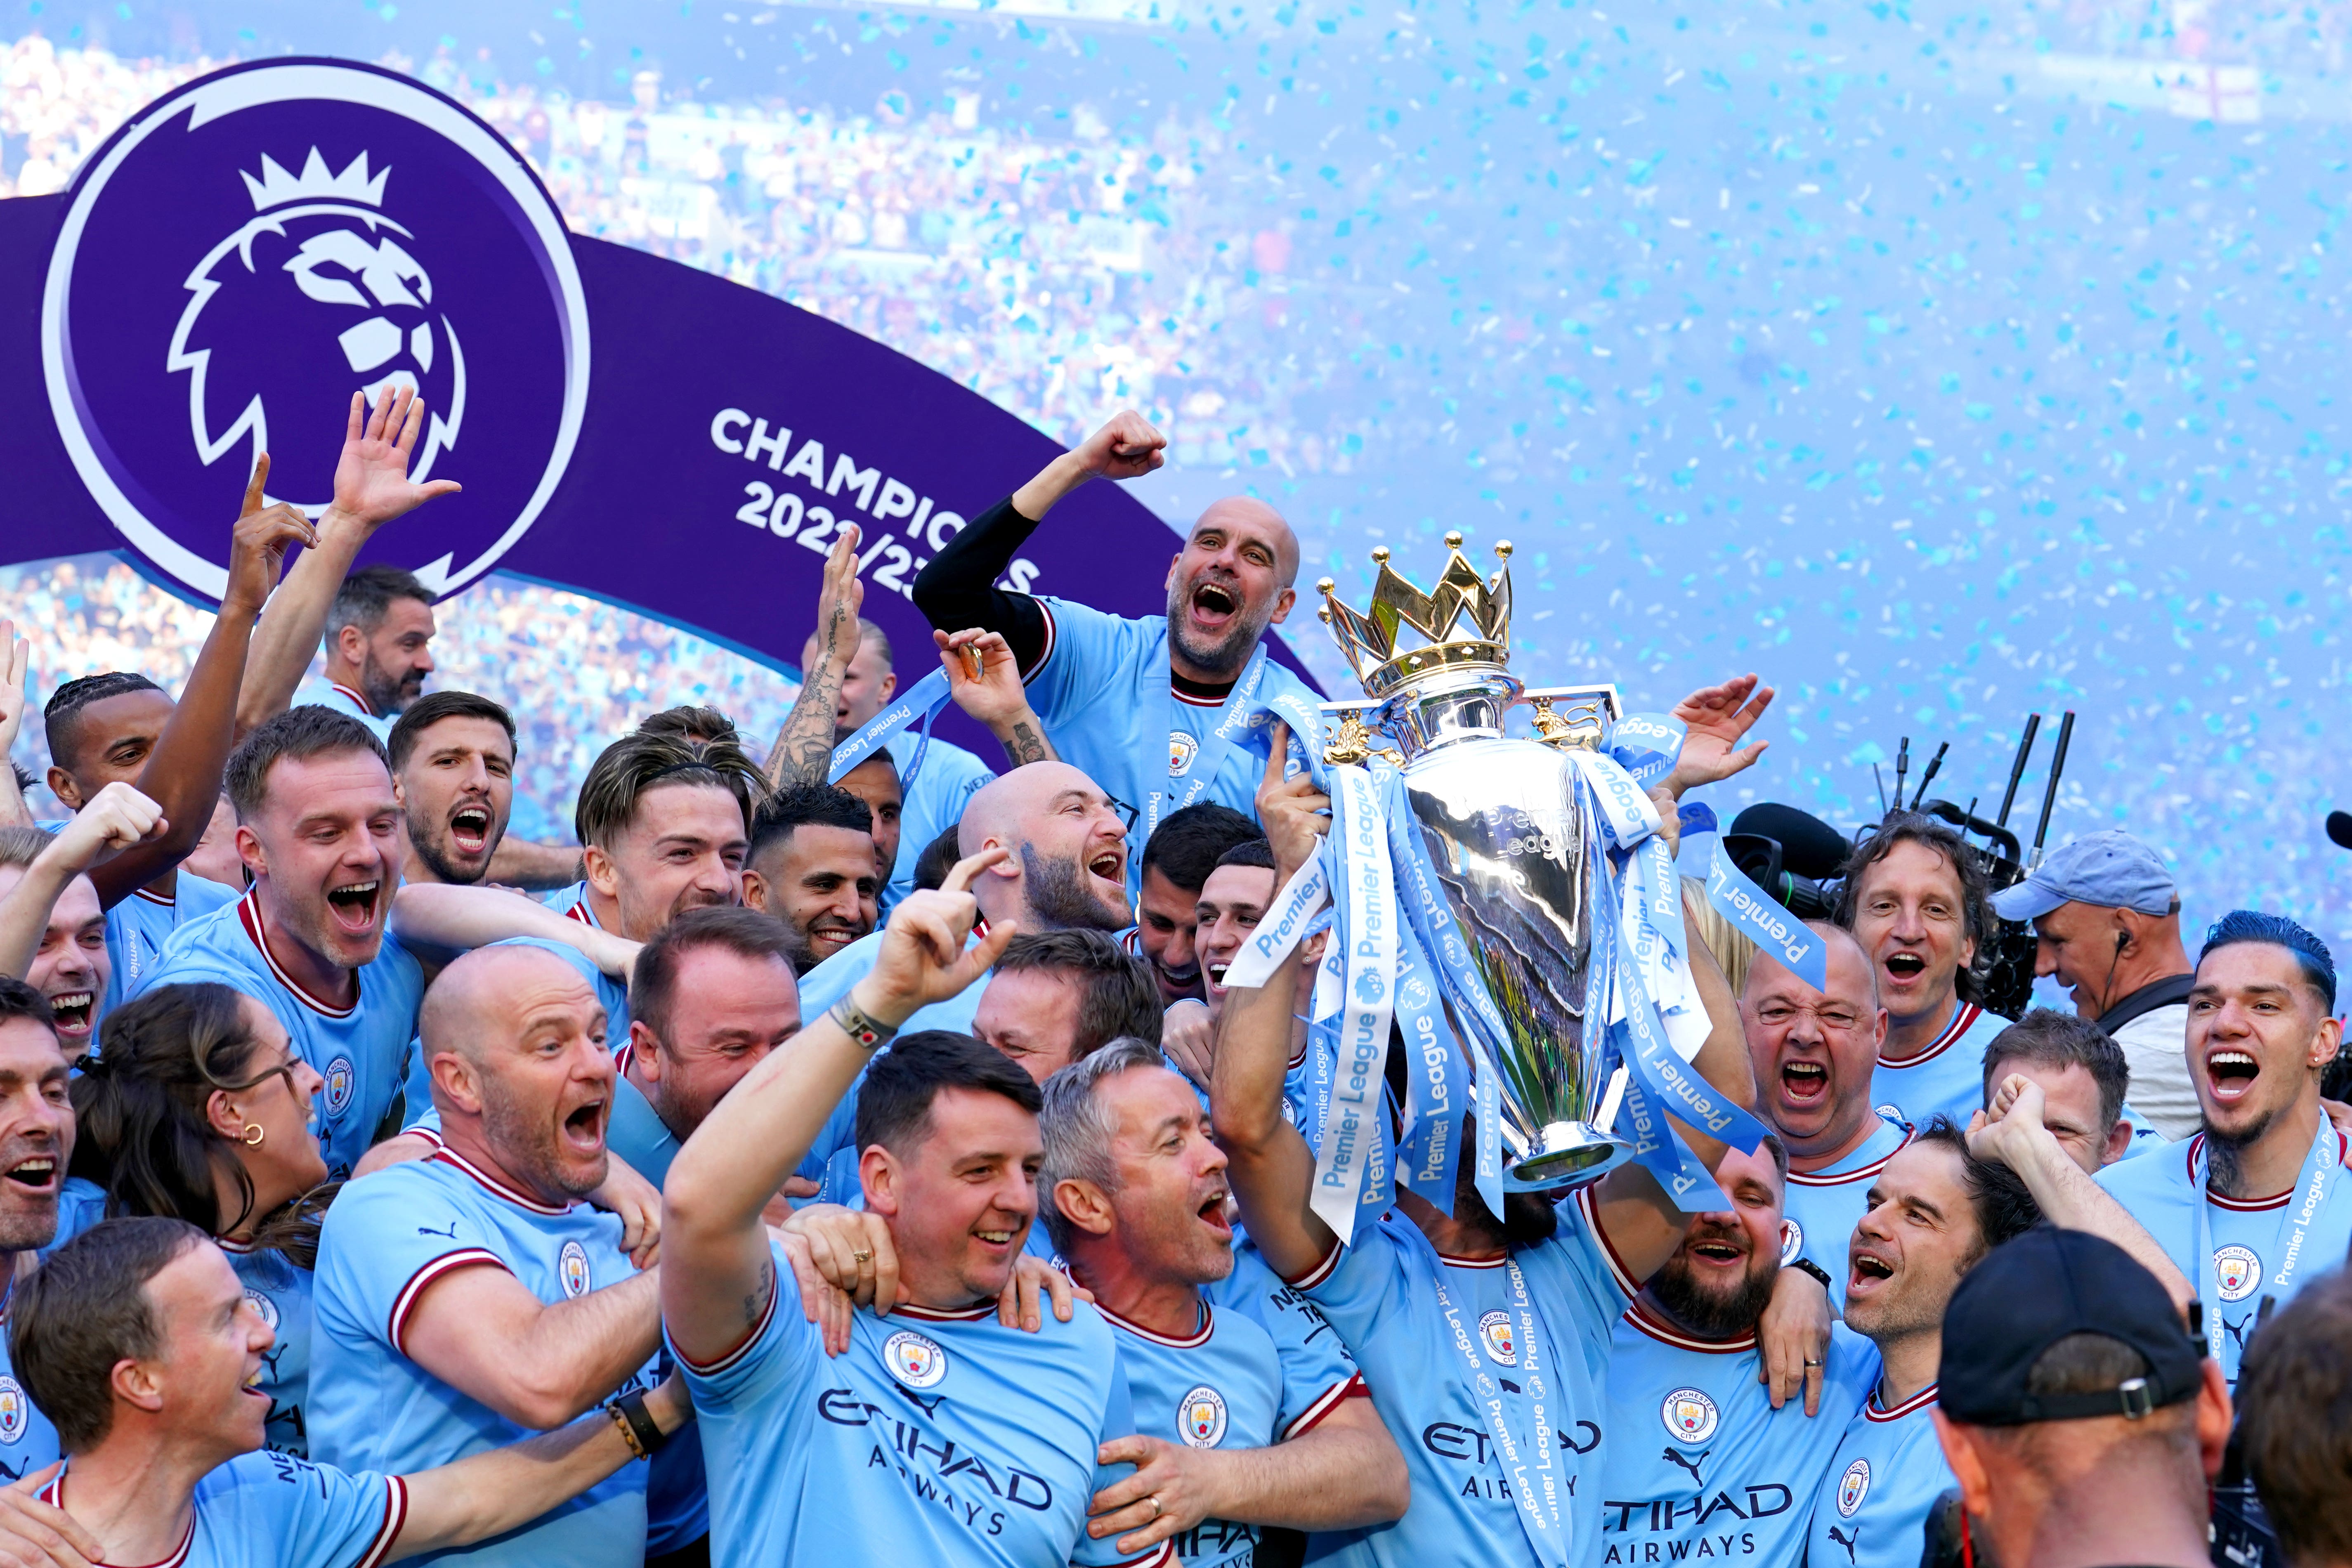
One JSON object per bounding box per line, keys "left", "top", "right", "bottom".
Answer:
{"left": 1037, "top": 1037, "right": 1164, "bottom": 1255}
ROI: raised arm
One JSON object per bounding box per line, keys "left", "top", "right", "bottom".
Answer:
{"left": 87, "top": 462, "right": 315, "bottom": 908}
{"left": 907, "top": 411, "right": 1164, "bottom": 665}
{"left": 236, "top": 387, "right": 460, "bottom": 737}
{"left": 483, "top": 838, "right": 586, "bottom": 892}
{"left": 765, "top": 524, "right": 864, "bottom": 787}
{"left": 1589, "top": 888, "right": 1760, "bottom": 1282}
{"left": 389, "top": 1374, "right": 691, "bottom": 1559}
{"left": 1662, "top": 673, "right": 1776, "bottom": 802}
{"left": 661, "top": 851, "right": 1015, "bottom": 1365}
{"left": 0, "top": 786, "right": 164, "bottom": 980}
{"left": 0, "top": 624, "right": 31, "bottom": 831}
{"left": 388, "top": 882, "right": 638, "bottom": 980}
{"left": 1969, "top": 1074, "right": 2195, "bottom": 1313}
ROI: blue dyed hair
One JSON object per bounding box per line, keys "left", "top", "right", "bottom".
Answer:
{"left": 2198, "top": 910, "right": 2337, "bottom": 1012}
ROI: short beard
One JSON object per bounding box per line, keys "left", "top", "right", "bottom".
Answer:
{"left": 479, "top": 1071, "right": 604, "bottom": 1202}
{"left": 406, "top": 811, "right": 494, "bottom": 887}
{"left": 1449, "top": 1156, "right": 1561, "bottom": 1249}
{"left": 1649, "top": 1251, "right": 1781, "bottom": 1340}
{"left": 0, "top": 1201, "right": 58, "bottom": 1255}
{"left": 1019, "top": 843, "right": 1126, "bottom": 933}
{"left": 360, "top": 655, "right": 423, "bottom": 719}
{"left": 1164, "top": 582, "right": 1262, "bottom": 679}
{"left": 2203, "top": 1108, "right": 2280, "bottom": 1199}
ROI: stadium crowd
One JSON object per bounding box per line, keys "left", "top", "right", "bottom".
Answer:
{"left": 0, "top": 382, "right": 2345, "bottom": 1568}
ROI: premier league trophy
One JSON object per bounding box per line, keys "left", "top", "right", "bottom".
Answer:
{"left": 1315, "top": 533, "right": 1638, "bottom": 1191}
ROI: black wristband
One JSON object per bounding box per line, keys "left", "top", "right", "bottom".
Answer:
{"left": 1787, "top": 1256, "right": 1834, "bottom": 1293}
{"left": 614, "top": 1388, "right": 667, "bottom": 1457}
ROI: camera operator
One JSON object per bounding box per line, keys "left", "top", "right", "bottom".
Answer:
{"left": 2236, "top": 1266, "right": 2352, "bottom": 1568}
{"left": 1929, "top": 1226, "right": 2227, "bottom": 1568}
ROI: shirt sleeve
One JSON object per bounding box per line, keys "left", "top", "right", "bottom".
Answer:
{"left": 315, "top": 1173, "right": 509, "bottom": 1358}
{"left": 1072, "top": 1353, "right": 1178, "bottom": 1568}
{"left": 1214, "top": 1248, "right": 1362, "bottom": 1438}
{"left": 908, "top": 494, "right": 1050, "bottom": 668}
{"left": 670, "top": 1237, "right": 819, "bottom": 1411}
{"left": 224, "top": 1452, "right": 409, "bottom": 1568}
{"left": 1289, "top": 1218, "right": 1413, "bottom": 1349}
{"left": 1022, "top": 596, "right": 1148, "bottom": 725}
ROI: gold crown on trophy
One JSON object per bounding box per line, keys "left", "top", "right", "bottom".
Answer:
{"left": 1316, "top": 532, "right": 1514, "bottom": 699}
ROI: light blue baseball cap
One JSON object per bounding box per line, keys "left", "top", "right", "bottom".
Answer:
{"left": 1991, "top": 830, "right": 2178, "bottom": 923}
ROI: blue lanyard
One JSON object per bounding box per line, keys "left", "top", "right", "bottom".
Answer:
{"left": 828, "top": 666, "right": 953, "bottom": 790}
{"left": 1146, "top": 641, "right": 1272, "bottom": 843}
{"left": 1431, "top": 1252, "right": 1573, "bottom": 1568}
{"left": 2191, "top": 1115, "right": 2338, "bottom": 1365}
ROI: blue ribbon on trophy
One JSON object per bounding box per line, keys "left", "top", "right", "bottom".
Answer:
{"left": 1702, "top": 836, "right": 1828, "bottom": 990}
{"left": 827, "top": 665, "right": 954, "bottom": 789}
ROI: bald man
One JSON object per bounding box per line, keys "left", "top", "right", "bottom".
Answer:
{"left": 785, "top": 760, "right": 1137, "bottom": 1185}
{"left": 912, "top": 411, "right": 1319, "bottom": 848}
{"left": 1735, "top": 919, "right": 1906, "bottom": 1309}
{"left": 309, "top": 943, "right": 671, "bottom": 1568}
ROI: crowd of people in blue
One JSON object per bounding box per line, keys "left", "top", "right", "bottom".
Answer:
{"left": 0, "top": 380, "right": 2347, "bottom": 1568}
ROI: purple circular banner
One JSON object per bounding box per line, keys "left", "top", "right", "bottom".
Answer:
{"left": 40, "top": 58, "right": 589, "bottom": 601}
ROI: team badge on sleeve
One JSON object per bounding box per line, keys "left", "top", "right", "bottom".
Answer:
{"left": 2213, "top": 1245, "right": 2262, "bottom": 1303}
{"left": 558, "top": 1240, "right": 592, "bottom": 1300}
{"left": 1178, "top": 1385, "right": 1229, "bottom": 1448}
{"left": 323, "top": 1056, "right": 356, "bottom": 1118}
{"left": 243, "top": 1288, "right": 281, "bottom": 1333}
{"left": 0, "top": 1379, "right": 26, "bottom": 1445}
{"left": 1836, "top": 1458, "right": 1871, "bottom": 1517}
{"left": 1661, "top": 1387, "right": 1720, "bottom": 1444}
{"left": 1478, "top": 1308, "right": 1517, "bottom": 1366}
{"left": 885, "top": 1330, "right": 949, "bottom": 1390}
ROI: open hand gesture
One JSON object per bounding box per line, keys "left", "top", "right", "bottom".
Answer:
{"left": 1665, "top": 673, "right": 1776, "bottom": 799}
{"left": 331, "top": 385, "right": 462, "bottom": 531}
{"left": 812, "top": 523, "right": 867, "bottom": 674}
{"left": 0, "top": 621, "right": 26, "bottom": 756}
{"left": 1072, "top": 410, "right": 1166, "bottom": 483}
{"left": 856, "top": 848, "right": 1017, "bottom": 1024}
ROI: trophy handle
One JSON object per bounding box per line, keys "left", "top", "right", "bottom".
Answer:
{"left": 1522, "top": 683, "right": 1623, "bottom": 753}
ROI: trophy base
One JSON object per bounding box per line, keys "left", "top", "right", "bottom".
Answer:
{"left": 1503, "top": 1122, "right": 1636, "bottom": 1192}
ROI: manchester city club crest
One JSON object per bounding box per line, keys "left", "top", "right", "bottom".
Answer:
{"left": 1168, "top": 731, "right": 1201, "bottom": 777}
{"left": 1836, "top": 1458, "right": 1871, "bottom": 1517}
{"left": 243, "top": 1287, "right": 281, "bottom": 1333}
{"left": 322, "top": 1055, "right": 355, "bottom": 1119}
{"left": 1661, "top": 1386, "right": 1720, "bottom": 1445}
{"left": 0, "top": 1378, "right": 25, "bottom": 1446}
{"left": 558, "top": 1240, "right": 592, "bottom": 1300}
{"left": 1178, "top": 1384, "right": 1229, "bottom": 1448}
{"left": 2213, "top": 1244, "right": 2263, "bottom": 1303}
{"left": 884, "top": 1329, "right": 949, "bottom": 1390}
{"left": 40, "top": 58, "right": 589, "bottom": 603}
{"left": 1478, "top": 1308, "right": 1517, "bottom": 1367}
{"left": 1780, "top": 1219, "right": 1803, "bottom": 1266}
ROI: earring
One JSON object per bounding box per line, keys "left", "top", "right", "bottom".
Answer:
{"left": 241, "top": 1123, "right": 265, "bottom": 1148}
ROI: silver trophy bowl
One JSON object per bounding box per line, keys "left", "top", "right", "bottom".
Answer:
{"left": 1383, "top": 666, "right": 1634, "bottom": 1191}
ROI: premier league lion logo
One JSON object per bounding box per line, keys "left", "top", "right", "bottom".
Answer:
{"left": 168, "top": 147, "right": 463, "bottom": 511}
{"left": 1178, "top": 1386, "right": 1229, "bottom": 1448}
{"left": 43, "top": 58, "right": 587, "bottom": 603}
{"left": 1661, "top": 1386, "right": 1719, "bottom": 1444}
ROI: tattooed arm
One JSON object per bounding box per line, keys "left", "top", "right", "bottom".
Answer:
{"left": 766, "top": 522, "right": 866, "bottom": 788}
{"left": 934, "top": 628, "right": 1058, "bottom": 769}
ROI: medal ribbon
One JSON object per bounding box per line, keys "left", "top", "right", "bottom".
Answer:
{"left": 1431, "top": 1254, "right": 1573, "bottom": 1568}
{"left": 2191, "top": 1115, "right": 2339, "bottom": 1366}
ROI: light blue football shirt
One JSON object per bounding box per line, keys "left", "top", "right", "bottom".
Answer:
{"left": 40, "top": 1451, "right": 405, "bottom": 1568}
{"left": 1023, "top": 598, "right": 1322, "bottom": 837}
{"left": 309, "top": 1148, "right": 657, "bottom": 1568}
{"left": 1868, "top": 1003, "right": 2010, "bottom": 1130}
{"left": 791, "top": 928, "right": 989, "bottom": 1177}
{"left": 0, "top": 1288, "right": 60, "bottom": 1487}
{"left": 676, "top": 1237, "right": 1170, "bottom": 1567}
{"left": 101, "top": 871, "right": 240, "bottom": 1018}
{"left": 41, "top": 1177, "right": 107, "bottom": 1260}
{"left": 1601, "top": 1310, "right": 1878, "bottom": 1565}
{"left": 886, "top": 734, "right": 995, "bottom": 911}
{"left": 1781, "top": 1116, "right": 1914, "bottom": 1311}
{"left": 226, "top": 1240, "right": 316, "bottom": 1460}
{"left": 294, "top": 682, "right": 397, "bottom": 742}
{"left": 1103, "top": 1289, "right": 1361, "bottom": 1568}
{"left": 2096, "top": 1125, "right": 2352, "bottom": 1386}
{"left": 1805, "top": 1381, "right": 1952, "bottom": 1568}
{"left": 142, "top": 890, "right": 425, "bottom": 1182}
{"left": 540, "top": 881, "right": 594, "bottom": 921}
{"left": 1289, "top": 1188, "right": 1636, "bottom": 1567}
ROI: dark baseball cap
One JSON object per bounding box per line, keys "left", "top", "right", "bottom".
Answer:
{"left": 1940, "top": 1225, "right": 2205, "bottom": 1426}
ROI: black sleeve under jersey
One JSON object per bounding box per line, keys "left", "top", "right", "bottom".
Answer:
{"left": 910, "top": 495, "right": 1048, "bottom": 672}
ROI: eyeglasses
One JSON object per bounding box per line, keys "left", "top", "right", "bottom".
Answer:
{"left": 1751, "top": 1002, "right": 1868, "bottom": 1034}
